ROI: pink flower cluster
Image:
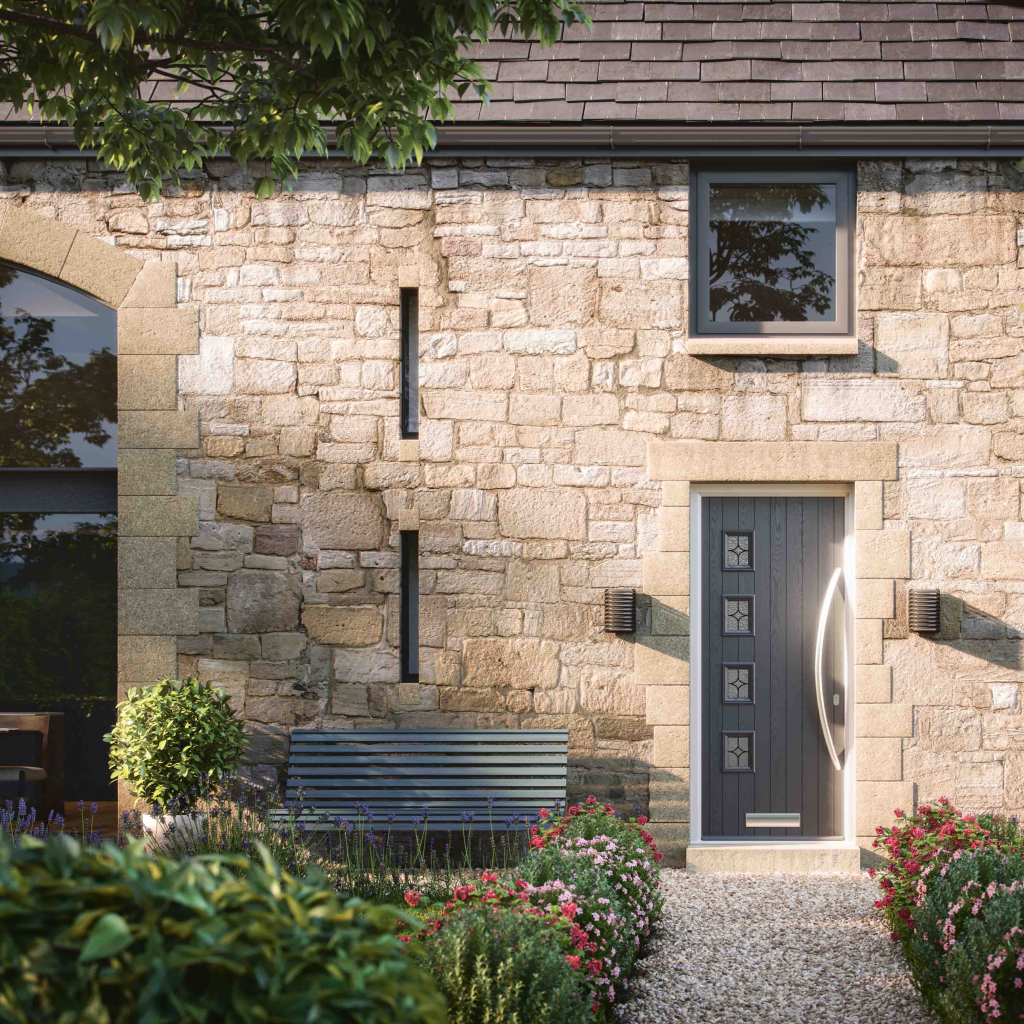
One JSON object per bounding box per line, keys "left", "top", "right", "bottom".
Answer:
{"left": 978, "top": 926, "right": 1024, "bottom": 1022}
{"left": 871, "top": 798, "right": 1004, "bottom": 937}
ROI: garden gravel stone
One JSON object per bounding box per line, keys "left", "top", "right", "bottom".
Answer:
{"left": 618, "top": 870, "right": 932, "bottom": 1024}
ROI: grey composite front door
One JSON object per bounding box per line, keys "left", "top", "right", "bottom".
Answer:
{"left": 701, "top": 496, "right": 846, "bottom": 840}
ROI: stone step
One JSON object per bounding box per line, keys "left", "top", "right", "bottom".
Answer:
{"left": 685, "top": 844, "right": 862, "bottom": 874}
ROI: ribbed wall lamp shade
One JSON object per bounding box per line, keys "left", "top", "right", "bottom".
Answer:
{"left": 909, "top": 589, "right": 940, "bottom": 633}
{"left": 604, "top": 588, "right": 636, "bottom": 632}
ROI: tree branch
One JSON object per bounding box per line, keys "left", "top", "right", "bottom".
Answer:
{"left": 0, "top": 9, "right": 94, "bottom": 42}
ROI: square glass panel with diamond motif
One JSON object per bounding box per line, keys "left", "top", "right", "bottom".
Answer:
{"left": 723, "top": 531, "right": 753, "bottom": 570}
{"left": 723, "top": 596, "right": 753, "bottom": 636}
{"left": 723, "top": 731, "right": 754, "bottom": 772}
{"left": 723, "top": 663, "right": 754, "bottom": 703}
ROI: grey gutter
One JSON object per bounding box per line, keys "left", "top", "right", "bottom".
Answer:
{"left": 2, "top": 122, "right": 1023, "bottom": 157}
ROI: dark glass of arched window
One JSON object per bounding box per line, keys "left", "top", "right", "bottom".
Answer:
{"left": 0, "top": 263, "right": 117, "bottom": 807}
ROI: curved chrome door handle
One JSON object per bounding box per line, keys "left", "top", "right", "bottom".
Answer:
{"left": 815, "top": 566, "right": 844, "bottom": 772}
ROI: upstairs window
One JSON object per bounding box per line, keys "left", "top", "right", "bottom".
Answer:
{"left": 690, "top": 168, "right": 855, "bottom": 355}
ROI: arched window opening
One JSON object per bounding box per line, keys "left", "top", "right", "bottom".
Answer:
{"left": 0, "top": 262, "right": 117, "bottom": 816}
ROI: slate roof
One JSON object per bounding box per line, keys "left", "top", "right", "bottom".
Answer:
{"left": 454, "top": 0, "right": 1024, "bottom": 122}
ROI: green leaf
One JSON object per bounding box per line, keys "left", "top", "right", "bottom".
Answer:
{"left": 78, "top": 912, "right": 133, "bottom": 963}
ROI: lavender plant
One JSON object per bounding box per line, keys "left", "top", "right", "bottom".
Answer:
{"left": 1, "top": 797, "right": 143, "bottom": 848}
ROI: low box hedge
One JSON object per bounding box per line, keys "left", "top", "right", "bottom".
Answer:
{"left": 0, "top": 833, "right": 445, "bottom": 1024}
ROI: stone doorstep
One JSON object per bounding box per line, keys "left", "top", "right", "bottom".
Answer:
{"left": 684, "top": 844, "right": 862, "bottom": 875}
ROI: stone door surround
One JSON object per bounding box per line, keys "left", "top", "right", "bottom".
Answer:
{"left": 640, "top": 441, "right": 909, "bottom": 865}
{"left": 0, "top": 205, "right": 198, "bottom": 787}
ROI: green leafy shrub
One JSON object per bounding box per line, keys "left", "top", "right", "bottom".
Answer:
{"left": 106, "top": 678, "right": 245, "bottom": 805}
{"left": 0, "top": 833, "right": 445, "bottom": 1024}
{"left": 425, "top": 902, "right": 591, "bottom": 1024}
{"left": 904, "top": 846, "right": 1024, "bottom": 1023}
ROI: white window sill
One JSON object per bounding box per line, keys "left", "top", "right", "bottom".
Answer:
{"left": 686, "top": 336, "right": 860, "bottom": 357}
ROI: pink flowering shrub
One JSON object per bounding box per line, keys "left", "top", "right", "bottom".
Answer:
{"left": 871, "top": 798, "right": 1009, "bottom": 938}
{"left": 977, "top": 926, "right": 1024, "bottom": 1023}
{"left": 406, "top": 797, "right": 664, "bottom": 1021}
{"left": 871, "top": 798, "right": 1024, "bottom": 1024}
{"left": 519, "top": 842, "right": 656, "bottom": 1010}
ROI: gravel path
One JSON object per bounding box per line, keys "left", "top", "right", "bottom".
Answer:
{"left": 618, "top": 870, "right": 932, "bottom": 1024}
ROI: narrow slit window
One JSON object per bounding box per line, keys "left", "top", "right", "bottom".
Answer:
{"left": 400, "top": 530, "right": 419, "bottom": 682}
{"left": 400, "top": 288, "right": 418, "bottom": 438}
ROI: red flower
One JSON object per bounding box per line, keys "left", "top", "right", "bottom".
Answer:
{"left": 538, "top": 808, "right": 550, "bottom": 819}
{"left": 481, "top": 870, "right": 499, "bottom": 883}
{"left": 561, "top": 901, "right": 579, "bottom": 920}
{"left": 654, "top": 851, "right": 664, "bottom": 862}
{"left": 530, "top": 836, "right": 545, "bottom": 848}
{"left": 637, "top": 815, "right": 648, "bottom": 826}
{"left": 585, "top": 796, "right": 598, "bottom": 805}
{"left": 586, "top": 958, "right": 603, "bottom": 977}
{"left": 565, "top": 955, "right": 581, "bottom": 970}
{"left": 404, "top": 891, "right": 421, "bottom": 908}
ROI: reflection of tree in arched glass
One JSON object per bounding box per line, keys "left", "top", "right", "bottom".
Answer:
{"left": 708, "top": 184, "right": 836, "bottom": 323}
{"left": 0, "top": 262, "right": 116, "bottom": 468}
{"left": 0, "top": 516, "right": 116, "bottom": 701}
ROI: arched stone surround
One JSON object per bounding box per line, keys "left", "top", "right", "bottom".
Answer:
{"left": 0, "top": 203, "right": 198, "bottom": 811}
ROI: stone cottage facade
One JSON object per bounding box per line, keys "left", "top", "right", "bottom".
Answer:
{"left": 2, "top": 1, "right": 1024, "bottom": 868}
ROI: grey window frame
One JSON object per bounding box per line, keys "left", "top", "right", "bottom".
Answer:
{"left": 690, "top": 167, "right": 855, "bottom": 341}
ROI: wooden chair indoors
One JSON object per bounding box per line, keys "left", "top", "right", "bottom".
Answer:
{"left": 0, "top": 712, "right": 65, "bottom": 822}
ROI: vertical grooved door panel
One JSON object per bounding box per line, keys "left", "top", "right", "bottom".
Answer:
{"left": 701, "top": 496, "right": 846, "bottom": 840}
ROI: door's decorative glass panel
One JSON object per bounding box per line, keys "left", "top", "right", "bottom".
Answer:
{"left": 723, "top": 663, "right": 754, "bottom": 703}
{"left": 723, "top": 596, "right": 754, "bottom": 635}
{"left": 724, "top": 732, "right": 754, "bottom": 772}
{"left": 724, "top": 531, "right": 753, "bottom": 569}
{"left": 707, "top": 183, "right": 837, "bottom": 324}
{"left": 0, "top": 263, "right": 117, "bottom": 469}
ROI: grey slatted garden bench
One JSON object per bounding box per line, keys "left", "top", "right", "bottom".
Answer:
{"left": 268, "top": 729, "right": 569, "bottom": 831}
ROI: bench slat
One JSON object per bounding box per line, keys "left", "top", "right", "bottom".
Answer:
{"left": 277, "top": 728, "right": 568, "bottom": 830}
{"left": 287, "top": 766, "right": 565, "bottom": 778}
{"left": 284, "top": 749, "right": 565, "bottom": 757}
{"left": 292, "top": 757, "right": 569, "bottom": 765}
{"left": 289, "top": 729, "right": 567, "bottom": 740}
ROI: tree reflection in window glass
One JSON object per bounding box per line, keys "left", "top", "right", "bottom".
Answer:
{"left": 0, "top": 514, "right": 116, "bottom": 703}
{"left": 0, "top": 262, "right": 117, "bottom": 468}
{"left": 0, "top": 264, "right": 117, "bottom": 802}
{"left": 708, "top": 184, "right": 837, "bottom": 323}
{"left": 0, "top": 514, "right": 117, "bottom": 800}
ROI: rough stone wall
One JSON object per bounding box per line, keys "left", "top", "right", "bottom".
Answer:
{"left": 4, "top": 155, "right": 1023, "bottom": 824}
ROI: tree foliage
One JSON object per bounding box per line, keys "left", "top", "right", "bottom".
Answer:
{"left": 0, "top": 0, "right": 589, "bottom": 200}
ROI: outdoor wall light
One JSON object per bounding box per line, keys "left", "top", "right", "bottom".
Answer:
{"left": 908, "top": 588, "right": 941, "bottom": 634}
{"left": 604, "top": 588, "right": 636, "bottom": 633}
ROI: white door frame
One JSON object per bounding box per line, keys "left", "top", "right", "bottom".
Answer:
{"left": 687, "top": 483, "right": 858, "bottom": 849}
